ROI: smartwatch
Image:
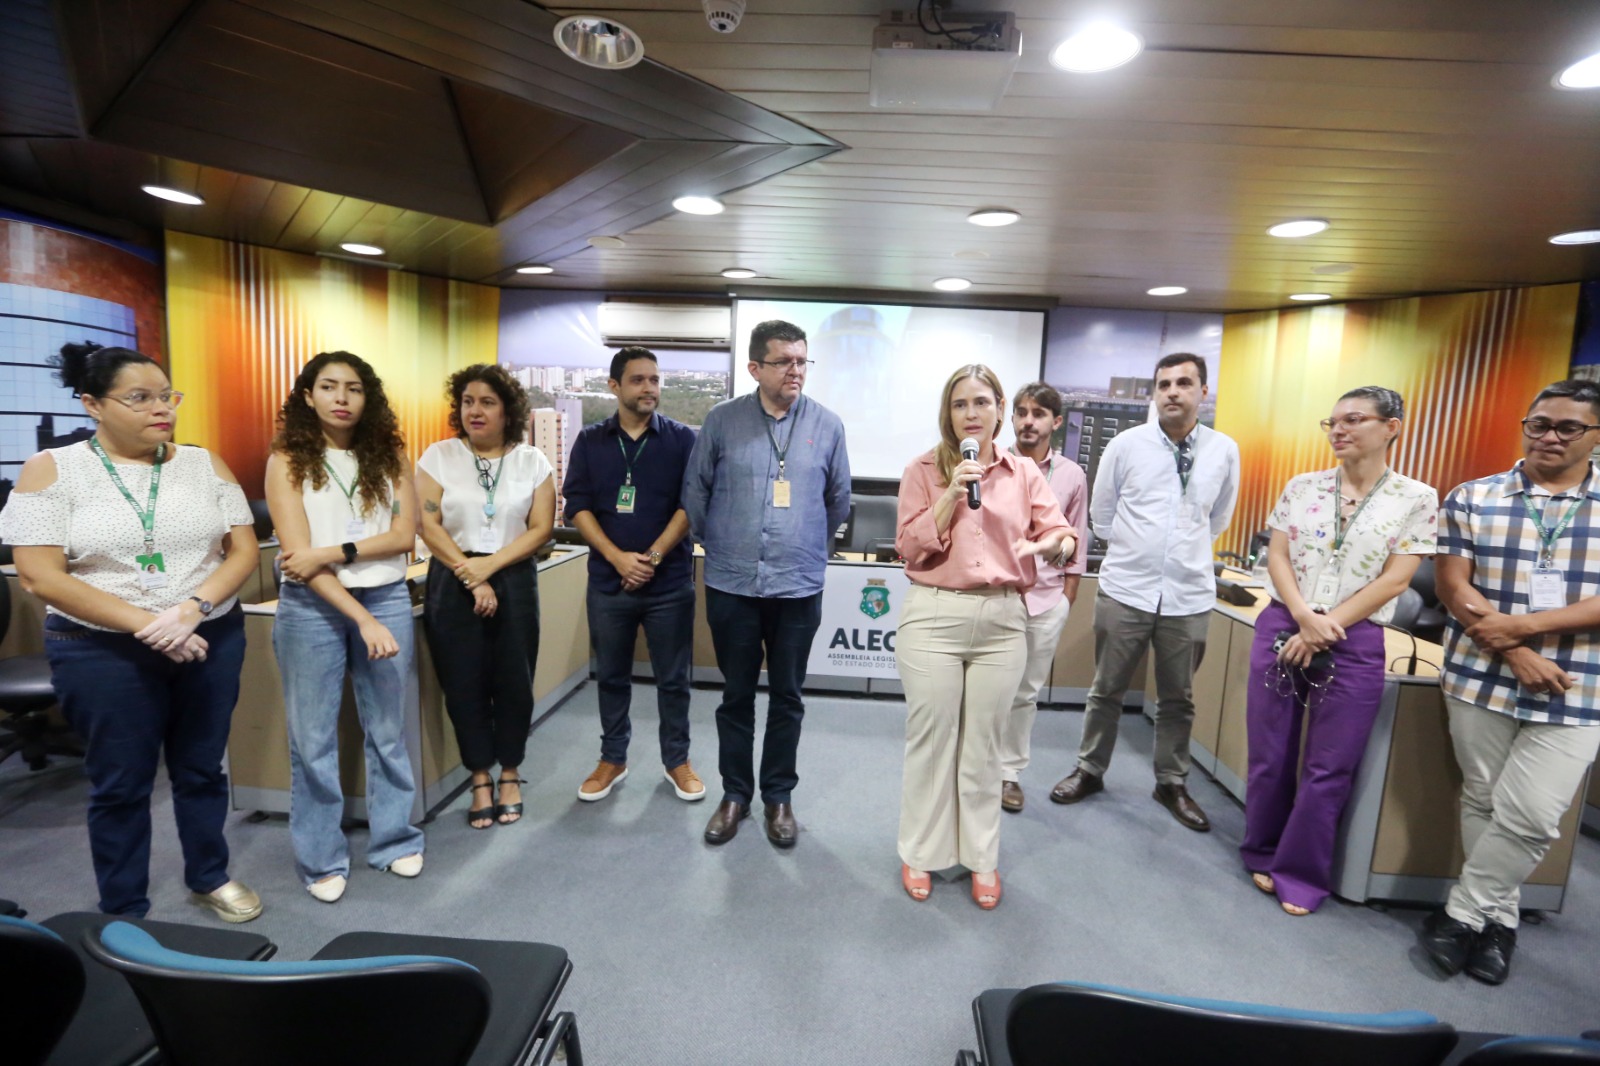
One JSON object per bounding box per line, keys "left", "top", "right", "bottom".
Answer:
{"left": 188, "top": 595, "right": 214, "bottom": 617}
{"left": 648, "top": 551, "right": 663, "bottom": 567}
{"left": 341, "top": 541, "right": 359, "bottom": 565}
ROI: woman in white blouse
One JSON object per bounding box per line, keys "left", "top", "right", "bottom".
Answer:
{"left": 1242, "top": 386, "right": 1438, "bottom": 915}
{"left": 1, "top": 342, "right": 262, "bottom": 922}
{"left": 416, "top": 364, "right": 555, "bottom": 829}
{"left": 264, "top": 351, "right": 424, "bottom": 903}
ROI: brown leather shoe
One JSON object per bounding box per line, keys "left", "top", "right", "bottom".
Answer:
{"left": 703, "top": 799, "right": 749, "bottom": 844}
{"left": 1001, "top": 780, "right": 1024, "bottom": 813}
{"left": 1153, "top": 782, "right": 1210, "bottom": 832}
{"left": 1049, "top": 768, "right": 1104, "bottom": 805}
{"left": 764, "top": 802, "right": 797, "bottom": 848}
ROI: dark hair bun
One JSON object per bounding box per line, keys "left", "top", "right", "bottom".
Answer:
{"left": 47, "top": 341, "right": 158, "bottom": 397}
{"left": 50, "top": 340, "right": 104, "bottom": 394}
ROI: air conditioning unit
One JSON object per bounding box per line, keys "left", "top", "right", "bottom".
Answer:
{"left": 870, "top": 9, "right": 1021, "bottom": 111}
{"left": 597, "top": 302, "right": 732, "bottom": 348}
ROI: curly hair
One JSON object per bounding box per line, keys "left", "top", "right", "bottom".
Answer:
{"left": 271, "top": 351, "right": 405, "bottom": 518}
{"left": 446, "top": 363, "right": 530, "bottom": 445}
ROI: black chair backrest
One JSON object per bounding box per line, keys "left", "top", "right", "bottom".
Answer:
{"left": 1410, "top": 556, "right": 1438, "bottom": 606}
{"left": 85, "top": 922, "right": 494, "bottom": 1066}
{"left": 845, "top": 494, "right": 899, "bottom": 554}
{"left": 1390, "top": 586, "right": 1424, "bottom": 631}
{"left": 247, "top": 498, "right": 274, "bottom": 541}
{"left": 1460, "top": 1038, "right": 1600, "bottom": 1065}
{"left": 0, "top": 568, "right": 11, "bottom": 648}
{"left": 0, "top": 915, "right": 87, "bottom": 1066}
{"left": 1005, "top": 983, "right": 1457, "bottom": 1066}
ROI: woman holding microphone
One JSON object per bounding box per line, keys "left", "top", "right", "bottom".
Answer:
{"left": 1242, "top": 386, "right": 1436, "bottom": 915}
{"left": 894, "top": 364, "right": 1075, "bottom": 909}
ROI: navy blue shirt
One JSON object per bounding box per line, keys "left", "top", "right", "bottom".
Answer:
{"left": 563, "top": 412, "right": 696, "bottom": 595}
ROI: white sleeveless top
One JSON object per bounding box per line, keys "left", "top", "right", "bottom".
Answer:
{"left": 294, "top": 448, "right": 406, "bottom": 589}
{"left": 416, "top": 439, "right": 551, "bottom": 553}
{"left": 0, "top": 442, "right": 253, "bottom": 629}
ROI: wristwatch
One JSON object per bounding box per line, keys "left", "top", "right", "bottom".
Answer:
{"left": 188, "top": 595, "right": 214, "bottom": 617}
{"left": 341, "top": 541, "right": 359, "bottom": 564}
{"left": 648, "top": 551, "right": 663, "bottom": 567}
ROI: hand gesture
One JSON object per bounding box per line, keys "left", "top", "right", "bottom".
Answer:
{"left": 359, "top": 619, "right": 400, "bottom": 660}
{"left": 1277, "top": 633, "right": 1316, "bottom": 668}
{"left": 1297, "top": 613, "right": 1346, "bottom": 650}
{"left": 454, "top": 557, "right": 498, "bottom": 590}
{"left": 944, "top": 459, "right": 984, "bottom": 502}
{"left": 1504, "top": 647, "right": 1574, "bottom": 697}
{"left": 280, "top": 546, "right": 337, "bottom": 583}
{"left": 135, "top": 603, "right": 200, "bottom": 656}
{"left": 1463, "top": 603, "right": 1531, "bottom": 655}
{"left": 613, "top": 551, "right": 656, "bottom": 590}
{"left": 162, "top": 633, "right": 209, "bottom": 663}
{"left": 471, "top": 583, "right": 498, "bottom": 618}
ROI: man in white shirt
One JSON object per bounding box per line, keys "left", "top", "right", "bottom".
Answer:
{"left": 1049, "top": 353, "right": 1240, "bottom": 831}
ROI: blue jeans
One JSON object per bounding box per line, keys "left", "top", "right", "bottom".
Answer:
{"left": 46, "top": 608, "right": 246, "bottom": 917}
{"left": 704, "top": 587, "right": 822, "bottom": 806}
{"left": 273, "top": 581, "right": 424, "bottom": 884}
{"left": 587, "top": 582, "right": 695, "bottom": 767}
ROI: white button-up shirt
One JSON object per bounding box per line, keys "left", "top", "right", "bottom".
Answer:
{"left": 1091, "top": 420, "right": 1241, "bottom": 616}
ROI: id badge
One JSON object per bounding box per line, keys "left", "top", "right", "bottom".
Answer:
{"left": 1529, "top": 568, "right": 1567, "bottom": 611}
{"left": 344, "top": 518, "right": 366, "bottom": 540}
{"left": 136, "top": 552, "right": 168, "bottom": 591}
{"left": 772, "top": 478, "right": 792, "bottom": 508}
{"left": 616, "top": 484, "right": 636, "bottom": 514}
{"left": 475, "top": 524, "right": 502, "bottom": 554}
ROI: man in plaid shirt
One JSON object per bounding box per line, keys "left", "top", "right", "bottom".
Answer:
{"left": 1424, "top": 379, "right": 1600, "bottom": 985}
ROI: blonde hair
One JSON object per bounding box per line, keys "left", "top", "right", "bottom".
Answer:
{"left": 935, "top": 363, "right": 1005, "bottom": 486}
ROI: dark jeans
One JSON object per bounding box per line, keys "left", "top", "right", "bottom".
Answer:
{"left": 424, "top": 557, "right": 540, "bottom": 772}
{"left": 45, "top": 607, "right": 246, "bottom": 917}
{"left": 704, "top": 587, "right": 823, "bottom": 806}
{"left": 587, "top": 582, "right": 695, "bottom": 767}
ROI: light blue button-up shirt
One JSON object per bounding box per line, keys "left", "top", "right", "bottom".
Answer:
{"left": 683, "top": 391, "right": 852, "bottom": 598}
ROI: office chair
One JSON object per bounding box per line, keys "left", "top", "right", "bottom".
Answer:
{"left": 246, "top": 498, "right": 274, "bottom": 542}
{"left": 1390, "top": 586, "right": 1425, "bottom": 631}
{"left": 86, "top": 921, "right": 582, "bottom": 1066}
{"left": 1458, "top": 1038, "right": 1600, "bottom": 1065}
{"left": 0, "top": 911, "right": 274, "bottom": 1066}
{"left": 0, "top": 573, "right": 74, "bottom": 770}
{"left": 1408, "top": 557, "right": 1448, "bottom": 644}
{"left": 957, "top": 981, "right": 1456, "bottom": 1066}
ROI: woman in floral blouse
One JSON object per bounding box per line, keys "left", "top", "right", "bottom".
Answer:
{"left": 1241, "top": 386, "right": 1437, "bottom": 915}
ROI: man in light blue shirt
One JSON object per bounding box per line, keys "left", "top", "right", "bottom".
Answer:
{"left": 683, "top": 319, "right": 851, "bottom": 848}
{"left": 1049, "top": 352, "right": 1240, "bottom": 832}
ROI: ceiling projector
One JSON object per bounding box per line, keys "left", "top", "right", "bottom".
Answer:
{"left": 870, "top": 8, "right": 1021, "bottom": 111}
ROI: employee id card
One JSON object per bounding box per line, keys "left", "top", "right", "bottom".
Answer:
{"left": 772, "top": 478, "right": 791, "bottom": 508}
{"left": 475, "top": 523, "right": 502, "bottom": 554}
{"left": 615, "top": 484, "right": 636, "bottom": 514}
{"left": 344, "top": 517, "right": 366, "bottom": 540}
{"left": 135, "top": 551, "right": 168, "bottom": 591}
{"left": 1529, "top": 568, "right": 1567, "bottom": 611}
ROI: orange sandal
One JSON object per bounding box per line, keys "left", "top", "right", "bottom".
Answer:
{"left": 902, "top": 864, "right": 931, "bottom": 902}
{"left": 971, "top": 870, "right": 1002, "bottom": 910}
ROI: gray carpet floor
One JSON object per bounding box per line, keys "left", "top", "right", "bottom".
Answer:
{"left": 2, "top": 684, "right": 1597, "bottom": 1064}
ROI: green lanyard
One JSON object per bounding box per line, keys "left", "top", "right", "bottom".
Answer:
{"left": 322, "top": 458, "right": 361, "bottom": 518}
{"left": 617, "top": 433, "right": 649, "bottom": 487}
{"left": 90, "top": 437, "right": 164, "bottom": 554}
{"left": 764, "top": 413, "right": 795, "bottom": 480}
{"left": 1517, "top": 490, "right": 1584, "bottom": 568}
{"left": 1332, "top": 468, "right": 1391, "bottom": 553}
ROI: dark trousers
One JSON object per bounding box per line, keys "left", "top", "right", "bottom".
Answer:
{"left": 45, "top": 607, "right": 246, "bottom": 917}
{"left": 424, "top": 557, "right": 540, "bottom": 772}
{"left": 704, "top": 587, "right": 823, "bottom": 806}
{"left": 587, "top": 582, "right": 695, "bottom": 767}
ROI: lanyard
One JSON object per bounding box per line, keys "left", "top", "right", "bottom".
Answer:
{"left": 473, "top": 450, "right": 505, "bottom": 519}
{"left": 617, "top": 432, "right": 649, "bottom": 486}
{"left": 322, "top": 458, "right": 361, "bottom": 518}
{"left": 765, "top": 412, "right": 795, "bottom": 481}
{"left": 90, "top": 437, "right": 164, "bottom": 553}
{"left": 1332, "top": 468, "right": 1391, "bottom": 553}
{"left": 1517, "top": 490, "right": 1585, "bottom": 567}
{"left": 1163, "top": 432, "right": 1195, "bottom": 494}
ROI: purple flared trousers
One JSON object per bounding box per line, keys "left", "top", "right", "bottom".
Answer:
{"left": 1239, "top": 599, "right": 1387, "bottom": 912}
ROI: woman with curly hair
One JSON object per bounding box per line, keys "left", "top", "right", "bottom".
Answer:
{"left": 264, "top": 351, "right": 424, "bottom": 902}
{"left": 416, "top": 363, "right": 555, "bottom": 828}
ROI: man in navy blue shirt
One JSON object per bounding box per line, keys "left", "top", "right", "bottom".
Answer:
{"left": 563, "top": 347, "right": 701, "bottom": 805}
{"left": 683, "top": 320, "right": 851, "bottom": 848}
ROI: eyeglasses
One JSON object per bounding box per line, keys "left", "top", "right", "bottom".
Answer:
{"left": 1318, "top": 413, "right": 1386, "bottom": 432}
{"left": 106, "top": 390, "right": 184, "bottom": 412}
{"left": 760, "top": 358, "right": 813, "bottom": 371}
{"left": 1521, "top": 417, "right": 1600, "bottom": 442}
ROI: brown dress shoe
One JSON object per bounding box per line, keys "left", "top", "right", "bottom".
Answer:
{"left": 1001, "top": 780, "right": 1024, "bottom": 813}
{"left": 764, "top": 802, "right": 797, "bottom": 848}
{"left": 1049, "top": 769, "right": 1104, "bottom": 805}
{"left": 703, "top": 799, "right": 749, "bottom": 844}
{"left": 1153, "top": 782, "right": 1210, "bottom": 832}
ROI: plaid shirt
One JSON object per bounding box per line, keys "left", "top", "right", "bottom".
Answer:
{"left": 1437, "top": 461, "right": 1600, "bottom": 725}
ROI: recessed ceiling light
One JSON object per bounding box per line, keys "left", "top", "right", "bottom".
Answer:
{"left": 1268, "top": 219, "right": 1329, "bottom": 238}
{"left": 967, "top": 208, "right": 1021, "bottom": 227}
{"left": 673, "top": 195, "right": 724, "bottom": 215}
{"left": 339, "top": 242, "right": 384, "bottom": 256}
{"left": 553, "top": 15, "right": 644, "bottom": 70}
{"left": 141, "top": 185, "right": 204, "bottom": 206}
{"left": 1289, "top": 292, "right": 1332, "bottom": 302}
{"left": 1147, "top": 286, "right": 1187, "bottom": 296}
{"left": 1049, "top": 24, "right": 1143, "bottom": 73}
{"left": 933, "top": 277, "right": 972, "bottom": 292}
{"left": 1549, "top": 229, "right": 1600, "bottom": 245}
{"left": 953, "top": 249, "right": 991, "bottom": 260}
{"left": 516, "top": 264, "right": 554, "bottom": 274}
{"left": 1312, "top": 262, "right": 1355, "bottom": 275}
{"left": 721, "top": 267, "right": 758, "bottom": 279}
{"left": 588, "top": 236, "right": 626, "bottom": 249}
{"left": 1555, "top": 51, "right": 1600, "bottom": 89}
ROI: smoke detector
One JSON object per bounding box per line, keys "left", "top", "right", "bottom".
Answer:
{"left": 704, "top": 0, "right": 745, "bottom": 34}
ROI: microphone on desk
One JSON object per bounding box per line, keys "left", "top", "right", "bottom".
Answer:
{"left": 960, "top": 437, "right": 981, "bottom": 510}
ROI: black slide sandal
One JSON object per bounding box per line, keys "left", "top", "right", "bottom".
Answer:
{"left": 496, "top": 775, "right": 528, "bottom": 824}
{"left": 467, "top": 782, "right": 496, "bottom": 829}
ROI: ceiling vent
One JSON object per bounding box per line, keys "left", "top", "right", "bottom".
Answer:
{"left": 870, "top": 9, "right": 1021, "bottom": 111}
{"left": 597, "top": 302, "right": 732, "bottom": 348}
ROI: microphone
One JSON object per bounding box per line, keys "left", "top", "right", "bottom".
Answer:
{"left": 959, "top": 437, "right": 981, "bottom": 509}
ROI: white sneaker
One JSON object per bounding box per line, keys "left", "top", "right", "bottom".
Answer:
{"left": 307, "top": 875, "right": 347, "bottom": 903}
{"left": 388, "top": 853, "right": 424, "bottom": 878}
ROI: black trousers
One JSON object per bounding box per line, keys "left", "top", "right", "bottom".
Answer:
{"left": 424, "top": 556, "right": 540, "bottom": 772}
